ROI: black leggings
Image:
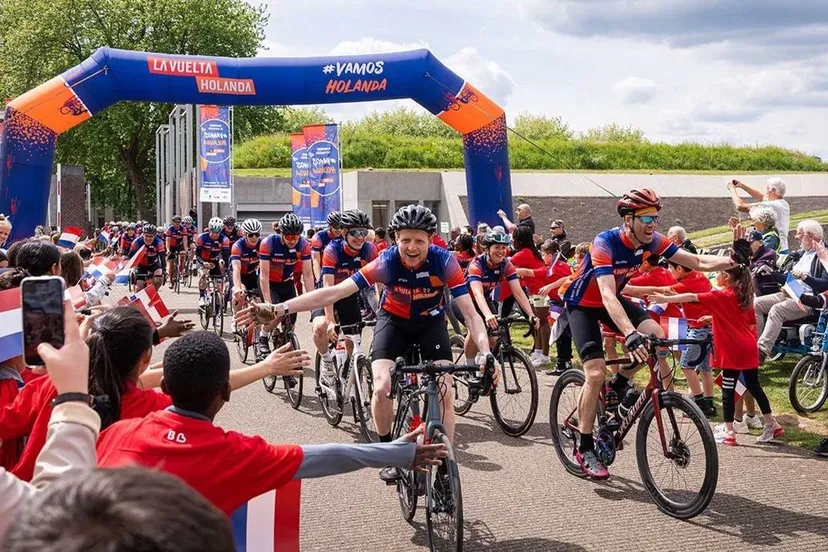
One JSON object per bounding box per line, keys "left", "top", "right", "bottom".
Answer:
{"left": 721, "top": 370, "right": 771, "bottom": 423}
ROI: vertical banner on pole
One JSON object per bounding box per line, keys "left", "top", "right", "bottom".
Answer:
{"left": 198, "top": 105, "right": 231, "bottom": 204}
{"left": 303, "top": 124, "right": 341, "bottom": 228}
{"left": 56, "top": 164, "right": 62, "bottom": 229}
{"left": 290, "top": 133, "right": 311, "bottom": 228}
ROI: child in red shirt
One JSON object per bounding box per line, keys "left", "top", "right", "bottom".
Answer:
{"left": 650, "top": 263, "right": 783, "bottom": 446}
{"left": 538, "top": 240, "right": 574, "bottom": 374}
{"left": 510, "top": 227, "right": 549, "bottom": 365}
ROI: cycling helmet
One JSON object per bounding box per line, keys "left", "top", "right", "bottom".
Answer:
{"left": 172, "top": 214, "right": 182, "bottom": 222}
{"left": 482, "top": 225, "right": 513, "bottom": 247}
{"left": 241, "top": 218, "right": 263, "bottom": 235}
{"left": 183, "top": 216, "right": 193, "bottom": 224}
{"left": 208, "top": 217, "right": 223, "bottom": 233}
{"left": 143, "top": 224, "right": 157, "bottom": 234}
{"left": 223, "top": 215, "right": 236, "bottom": 226}
{"left": 127, "top": 223, "right": 136, "bottom": 230}
{"left": 327, "top": 211, "right": 342, "bottom": 229}
{"left": 389, "top": 204, "right": 437, "bottom": 234}
{"left": 617, "top": 188, "right": 663, "bottom": 216}
{"left": 278, "top": 213, "right": 304, "bottom": 235}
{"left": 340, "top": 209, "right": 371, "bottom": 229}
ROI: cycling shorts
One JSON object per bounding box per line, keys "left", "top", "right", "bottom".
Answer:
{"left": 311, "top": 293, "right": 361, "bottom": 327}
{"left": 269, "top": 281, "right": 297, "bottom": 304}
{"left": 371, "top": 310, "right": 452, "bottom": 363}
{"left": 200, "top": 263, "right": 223, "bottom": 278}
{"left": 168, "top": 244, "right": 184, "bottom": 255}
{"left": 567, "top": 297, "right": 651, "bottom": 362}
{"left": 135, "top": 263, "right": 163, "bottom": 280}
{"left": 453, "top": 293, "right": 497, "bottom": 327}
{"left": 240, "top": 273, "right": 259, "bottom": 294}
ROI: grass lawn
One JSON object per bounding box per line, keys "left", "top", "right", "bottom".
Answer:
{"left": 234, "top": 167, "right": 824, "bottom": 177}
{"left": 507, "top": 324, "right": 827, "bottom": 450}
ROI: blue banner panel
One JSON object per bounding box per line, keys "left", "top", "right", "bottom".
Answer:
{"left": 303, "top": 124, "right": 340, "bottom": 228}
{"left": 198, "top": 105, "right": 232, "bottom": 203}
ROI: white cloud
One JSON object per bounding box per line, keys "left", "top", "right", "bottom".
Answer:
{"left": 328, "top": 37, "right": 429, "bottom": 56}
{"left": 445, "top": 47, "right": 516, "bottom": 106}
{"left": 613, "top": 76, "right": 657, "bottom": 104}
{"left": 256, "top": 40, "right": 297, "bottom": 58}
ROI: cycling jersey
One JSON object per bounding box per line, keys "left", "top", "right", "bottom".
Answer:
{"left": 119, "top": 233, "right": 136, "bottom": 256}
{"left": 560, "top": 227, "right": 678, "bottom": 308}
{"left": 351, "top": 245, "right": 468, "bottom": 320}
{"left": 311, "top": 229, "right": 339, "bottom": 253}
{"left": 321, "top": 240, "right": 378, "bottom": 285}
{"left": 195, "top": 232, "right": 231, "bottom": 264}
{"left": 230, "top": 237, "right": 261, "bottom": 276}
{"left": 467, "top": 255, "right": 518, "bottom": 296}
{"left": 259, "top": 234, "right": 311, "bottom": 283}
{"left": 181, "top": 223, "right": 197, "bottom": 241}
{"left": 221, "top": 226, "right": 241, "bottom": 243}
{"left": 452, "top": 250, "right": 475, "bottom": 270}
{"left": 165, "top": 224, "right": 187, "bottom": 250}
{"left": 130, "top": 236, "right": 165, "bottom": 268}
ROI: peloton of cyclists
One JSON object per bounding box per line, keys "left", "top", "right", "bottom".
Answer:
{"left": 195, "top": 217, "right": 231, "bottom": 308}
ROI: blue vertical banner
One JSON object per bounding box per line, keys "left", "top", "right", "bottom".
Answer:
{"left": 198, "top": 105, "right": 232, "bottom": 203}
{"left": 290, "top": 133, "right": 311, "bottom": 227}
{"left": 303, "top": 124, "right": 341, "bottom": 227}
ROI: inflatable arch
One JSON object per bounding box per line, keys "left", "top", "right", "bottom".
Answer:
{"left": 0, "top": 47, "right": 512, "bottom": 242}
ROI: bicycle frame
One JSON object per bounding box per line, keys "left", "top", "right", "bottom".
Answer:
{"left": 318, "top": 327, "right": 368, "bottom": 406}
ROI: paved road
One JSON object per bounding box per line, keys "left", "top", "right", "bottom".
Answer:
{"left": 150, "top": 285, "right": 827, "bottom": 551}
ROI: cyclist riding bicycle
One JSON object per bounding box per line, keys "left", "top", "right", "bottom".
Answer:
{"left": 310, "top": 211, "right": 343, "bottom": 283}
{"left": 559, "top": 187, "right": 742, "bottom": 479}
{"left": 460, "top": 226, "right": 539, "bottom": 362}
{"left": 182, "top": 215, "right": 197, "bottom": 245}
{"left": 221, "top": 216, "right": 241, "bottom": 243}
{"left": 242, "top": 204, "right": 497, "bottom": 482}
{"left": 129, "top": 223, "right": 166, "bottom": 291}
{"left": 311, "top": 209, "right": 378, "bottom": 386}
{"left": 119, "top": 223, "right": 137, "bottom": 257}
{"left": 231, "top": 218, "right": 263, "bottom": 307}
{"left": 195, "top": 217, "right": 231, "bottom": 308}
{"left": 258, "top": 212, "right": 315, "bottom": 356}
{"left": 165, "top": 214, "right": 189, "bottom": 289}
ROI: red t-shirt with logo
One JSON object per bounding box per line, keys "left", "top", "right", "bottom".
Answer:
{"left": 628, "top": 266, "right": 683, "bottom": 320}
{"left": 696, "top": 288, "right": 759, "bottom": 370}
{"left": 670, "top": 271, "right": 712, "bottom": 328}
{"left": 97, "top": 410, "right": 304, "bottom": 515}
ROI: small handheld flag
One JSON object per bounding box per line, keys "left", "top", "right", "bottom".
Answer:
{"left": 0, "top": 288, "right": 23, "bottom": 363}
{"left": 57, "top": 226, "right": 84, "bottom": 249}
{"left": 715, "top": 371, "right": 748, "bottom": 403}
{"left": 128, "top": 284, "right": 169, "bottom": 324}
{"left": 230, "top": 480, "right": 301, "bottom": 552}
{"left": 659, "top": 317, "right": 688, "bottom": 351}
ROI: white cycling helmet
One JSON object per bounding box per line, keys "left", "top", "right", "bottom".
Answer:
{"left": 208, "top": 217, "right": 223, "bottom": 233}
{"left": 241, "top": 218, "right": 262, "bottom": 235}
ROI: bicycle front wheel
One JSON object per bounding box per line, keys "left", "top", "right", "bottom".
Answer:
{"left": 636, "top": 392, "right": 718, "bottom": 520}
{"left": 548, "top": 369, "right": 591, "bottom": 477}
{"left": 199, "top": 300, "right": 210, "bottom": 330}
{"left": 789, "top": 354, "right": 828, "bottom": 414}
{"left": 354, "top": 356, "right": 378, "bottom": 442}
{"left": 212, "top": 291, "right": 224, "bottom": 337}
{"left": 449, "top": 334, "right": 473, "bottom": 416}
{"left": 284, "top": 332, "right": 303, "bottom": 409}
{"left": 490, "top": 347, "right": 538, "bottom": 437}
{"left": 426, "top": 429, "right": 463, "bottom": 552}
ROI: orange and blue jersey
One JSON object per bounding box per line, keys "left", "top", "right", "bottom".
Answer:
{"left": 195, "top": 232, "right": 231, "bottom": 264}
{"left": 119, "top": 233, "right": 136, "bottom": 256}
{"left": 321, "top": 240, "right": 378, "bottom": 285}
{"left": 181, "top": 223, "right": 197, "bottom": 241}
{"left": 560, "top": 227, "right": 678, "bottom": 308}
{"left": 467, "top": 255, "right": 518, "bottom": 299}
{"left": 230, "top": 238, "right": 261, "bottom": 276}
{"left": 165, "top": 224, "right": 187, "bottom": 249}
{"left": 351, "top": 245, "right": 468, "bottom": 320}
{"left": 259, "top": 234, "right": 311, "bottom": 283}
{"left": 130, "top": 235, "right": 165, "bottom": 268}
{"left": 222, "top": 225, "right": 241, "bottom": 243}
{"left": 311, "top": 229, "right": 339, "bottom": 253}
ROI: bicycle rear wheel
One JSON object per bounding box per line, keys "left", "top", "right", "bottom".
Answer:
{"left": 548, "top": 369, "right": 594, "bottom": 477}
{"left": 212, "top": 290, "right": 224, "bottom": 337}
{"left": 490, "top": 347, "right": 538, "bottom": 437}
{"left": 449, "top": 334, "right": 473, "bottom": 416}
{"left": 789, "top": 354, "right": 828, "bottom": 414}
{"left": 636, "top": 392, "right": 718, "bottom": 519}
{"left": 199, "top": 299, "right": 210, "bottom": 330}
{"left": 315, "top": 351, "right": 343, "bottom": 426}
{"left": 426, "top": 429, "right": 463, "bottom": 552}
{"left": 354, "top": 356, "right": 378, "bottom": 442}
{"left": 284, "top": 332, "right": 303, "bottom": 409}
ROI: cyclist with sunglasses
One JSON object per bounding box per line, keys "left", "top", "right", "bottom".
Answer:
{"left": 558, "top": 188, "right": 741, "bottom": 479}
{"left": 258, "top": 213, "right": 315, "bottom": 356}
{"left": 195, "top": 218, "right": 231, "bottom": 307}
{"left": 311, "top": 210, "right": 378, "bottom": 384}
{"left": 310, "top": 211, "right": 343, "bottom": 283}
{"left": 231, "top": 219, "right": 263, "bottom": 303}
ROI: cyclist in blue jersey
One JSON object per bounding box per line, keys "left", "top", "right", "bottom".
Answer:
{"left": 221, "top": 216, "right": 241, "bottom": 244}
{"left": 195, "top": 217, "right": 231, "bottom": 307}
{"left": 239, "top": 205, "right": 496, "bottom": 476}
{"left": 231, "top": 218, "right": 263, "bottom": 302}
{"left": 310, "top": 211, "right": 343, "bottom": 281}
{"left": 558, "top": 188, "right": 742, "bottom": 479}
{"left": 165, "top": 214, "right": 189, "bottom": 289}
{"left": 311, "top": 210, "right": 378, "bottom": 384}
{"left": 129, "top": 223, "right": 166, "bottom": 291}
{"left": 119, "top": 223, "right": 137, "bottom": 257}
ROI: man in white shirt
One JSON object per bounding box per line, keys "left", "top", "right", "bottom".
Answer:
{"left": 728, "top": 177, "right": 790, "bottom": 252}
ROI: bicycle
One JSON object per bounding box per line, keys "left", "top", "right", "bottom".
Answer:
{"left": 549, "top": 335, "right": 718, "bottom": 519}
{"left": 314, "top": 321, "right": 378, "bottom": 442}
{"left": 197, "top": 265, "right": 225, "bottom": 337}
{"left": 389, "top": 344, "right": 490, "bottom": 552}
{"left": 788, "top": 309, "right": 828, "bottom": 414}
{"left": 233, "top": 289, "right": 261, "bottom": 364}
{"left": 261, "top": 312, "right": 303, "bottom": 409}
{"left": 169, "top": 251, "right": 185, "bottom": 294}
{"left": 450, "top": 315, "right": 539, "bottom": 437}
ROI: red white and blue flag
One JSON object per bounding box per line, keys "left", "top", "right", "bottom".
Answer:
{"left": 715, "top": 371, "right": 748, "bottom": 402}
{"left": 114, "top": 246, "right": 146, "bottom": 284}
{"left": 83, "top": 256, "right": 121, "bottom": 286}
{"left": 128, "top": 284, "right": 169, "bottom": 324}
{"left": 0, "top": 288, "right": 23, "bottom": 363}
{"left": 98, "top": 226, "right": 111, "bottom": 246}
{"left": 65, "top": 285, "right": 87, "bottom": 310}
{"left": 57, "top": 226, "right": 84, "bottom": 249}
{"left": 230, "top": 481, "right": 301, "bottom": 552}
{"left": 659, "top": 317, "right": 688, "bottom": 351}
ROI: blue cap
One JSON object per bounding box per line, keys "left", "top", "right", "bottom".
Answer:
{"left": 748, "top": 229, "right": 763, "bottom": 242}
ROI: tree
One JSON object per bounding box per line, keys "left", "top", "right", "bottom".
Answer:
{"left": 581, "top": 123, "right": 647, "bottom": 143}
{"left": 0, "top": 0, "right": 279, "bottom": 219}
{"left": 281, "top": 107, "right": 334, "bottom": 133}
{"left": 512, "top": 112, "right": 573, "bottom": 141}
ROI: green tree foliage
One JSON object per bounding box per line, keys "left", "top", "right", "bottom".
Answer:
{"left": 0, "top": 0, "right": 279, "bottom": 219}
{"left": 581, "top": 123, "right": 647, "bottom": 143}
{"left": 280, "top": 107, "right": 335, "bottom": 133}
{"left": 344, "top": 106, "right": 459, "bottom": 139}
{"left": 512, "top": 112, "right": 573, "bottom": 141}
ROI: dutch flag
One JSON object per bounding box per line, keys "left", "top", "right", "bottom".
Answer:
{"left": 230, "top": 481, "right": 301, "bottom": 552}
{"left": 715, "top": 371, "right": 748, "bottom": 402}
{"left": 128, "top": 284, "right": 169, "bottom": 324}
{"left": 114, "top": 246, "right": 146, "bottom": 284}
{"left": 98, "top": 227, "right": 111, "bottom": 246}
{"left": 659, "top": 317, "right": 688, "bottom": 351}
{"left": 0, "top": 288, "right": 23, "bottom": 363}
{"left": 65, "top": 285, "right": 87, "bottom": 310}
{"left": 57, "top": 226, "right": 84, "bottom": 249}
{"left": 83, "top": 257, "right": 120, "bottom": 285}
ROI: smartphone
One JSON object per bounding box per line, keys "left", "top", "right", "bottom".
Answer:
{"left": 21, "top": 276, "right": 66, "bottom": 366}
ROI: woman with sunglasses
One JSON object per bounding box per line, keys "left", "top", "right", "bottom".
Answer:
{"left": 231, "top": 218, "right": 264, "bottom": 312}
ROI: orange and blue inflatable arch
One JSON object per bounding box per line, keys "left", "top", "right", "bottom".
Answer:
{"left": 0, "top": 47, "right": 512, "bottom": 242}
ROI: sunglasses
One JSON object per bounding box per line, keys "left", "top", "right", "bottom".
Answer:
{"left": 283, "top": 234, "right": 301, "bottom": 240}
{"left": 635, "top": 215, "right": 659, "bottom": 225}
{"left": 348, "top": 229, "right": 369, "bottom": 238}
{"left": 247, "top": 233, "right": 260, "bottom": 238}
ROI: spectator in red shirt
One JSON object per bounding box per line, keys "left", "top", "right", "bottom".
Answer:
{"left": 509, "top": 226, "right": 551, "bottom": 366}
{"left": 624, "top": 253, "right": 683, "bottom": 321}
{"left": 431, "top": 233, "right": 448, "bottom": 249}
{"left": 0, "top": 269, "right": 28, "bottom": 472}
{"left": 452, "top": 233, "right": 476, "bottom": 270}
{"left": 374, "top": 227, "right": 389, "bottom": 252}
{"left": 538, "top": 240, "right": 573, "bottom": 374}
{"left": 97, "top": 331, "right": 449, "bottom": 518}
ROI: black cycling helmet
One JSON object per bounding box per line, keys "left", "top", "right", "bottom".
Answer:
{"left": 222, "top": 215, "right": 236, "bottom": 226}
{"left": 617, "top": 188, "right": 663, "bottom": 217}
{"left": 143, "top": 224, "right": 157, "bottom": 235}
{"left": 327, "top": 211, "right": 342, "bottom": 229}
{"left": 482, "top": 225, "right": 512, "bottom": 247}
{"left": 389, "top": 204, "right": 437, "bottom": 235}
{"left": 278, "top": 213, "right": 304, "bottom": 235}
{"left": 172, "top": 214, "right": 182, "bottom": 222}
{"left": 340, "top": 209, "right": 371, "bottom": 229}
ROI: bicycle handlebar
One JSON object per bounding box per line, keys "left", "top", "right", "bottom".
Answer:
{"left": 609, "top": 335, "right": 713, "bottom": 372}
{"left": 494, "top": 315, "right": 534, "bottom": 339}
{"left": 390, "top": 358, "right": 480, "bottom": 379}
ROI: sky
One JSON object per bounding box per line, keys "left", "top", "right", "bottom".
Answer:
{"left": 257, "top": 0, "right": 828, "bottom": 159}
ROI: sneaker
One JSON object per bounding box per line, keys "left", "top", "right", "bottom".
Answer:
{"left": 814, "top": 438, "right": 828, "bottom": 457}
{"left": 380, "top": 466, "right": 401, "bottom": 484}
{"left": 320, "top": 357, "right": 336, "bottom": 384}
{"left": 713, "top": 424, "right": 737, "bottom": 446}
{"left": 545, "top": 362, "right": 571, "bottom": 376}
{"left": 745, "top": 414, "right": 764, "bottom": 430}
{"left": 757, "top": 421, "right": 784, "bottom": 443}
{"left": 529, "top": 350, "right": 541, "bottom": 361}
{"left": 695, "top": 397, "right": 717, "bottom": 418}
{"left": 257, "top": 336, "right": 271, "bottom": 357}
{"left": 198, "top": 296, "right": 209, "bottom": 307}
{"left": 531, "top": 354, "right": 551, "bottom": 367}
{"left": 732, "top": 418, "right": 750, "bottom": 434}
{"left": 575, "top": 449, "right": 610, "bottom": 479}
